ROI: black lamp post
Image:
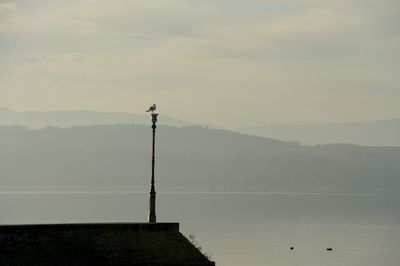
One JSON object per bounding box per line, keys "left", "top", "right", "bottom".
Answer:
{"left": 148, "top": 112, "right": 158, "bottom": 223}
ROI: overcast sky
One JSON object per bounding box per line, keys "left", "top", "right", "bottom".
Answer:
{"left": 0, "top": 0, "right": 399, "bottom": 128}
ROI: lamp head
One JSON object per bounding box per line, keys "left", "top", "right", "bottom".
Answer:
{"left": 151, "top": 113, "right": 159, "bottom": 123}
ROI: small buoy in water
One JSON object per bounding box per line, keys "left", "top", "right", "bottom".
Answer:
{"left": 290, "top": 247, "right": 294, "bottom": 250}
{"left": 326, "top": 248, "right": 333, "bottom": 251}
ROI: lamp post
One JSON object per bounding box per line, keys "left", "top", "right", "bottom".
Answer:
{"left": 148, "top": 112, "right": 158, "bottom": 223}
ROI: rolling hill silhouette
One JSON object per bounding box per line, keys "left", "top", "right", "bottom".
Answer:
{"left": 1, "top": 124, "right": 399, "bottom": 193}
{"left": 239, "top": 119, "right": 400, "bottom": 146}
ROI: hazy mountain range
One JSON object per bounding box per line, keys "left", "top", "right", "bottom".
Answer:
{"left": 0, "top": 107, "right": 217, "bottom": 129}
{"left": 2, "top": 108, "right": 399, "bottom": 146}
{"left": 1, "top": 124, "right": 399, "bottom": 193}
{"left": 239, "top": 119, "right": 400, "bottom": 146}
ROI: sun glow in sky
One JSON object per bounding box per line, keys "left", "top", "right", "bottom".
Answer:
{"left": 0, "top": 0, "right": 399, "bottom": 128}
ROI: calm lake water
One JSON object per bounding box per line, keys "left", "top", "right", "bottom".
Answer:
{"left": 0, "top": 191, "right": 399, "bottom": 266}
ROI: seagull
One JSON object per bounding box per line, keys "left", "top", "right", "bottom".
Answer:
{"left": 146, "top": 104, "right": 156, "bottom": 113}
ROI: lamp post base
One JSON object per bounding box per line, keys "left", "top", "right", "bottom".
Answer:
{"left": 149, "top": 188, "right": 156, "bottom": 223}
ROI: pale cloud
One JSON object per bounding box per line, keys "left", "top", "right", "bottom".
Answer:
{"left": 62, "top": 52, "right": 83, "bottom": 63}
{"left": 0, "top": 2, "right": 18, "bottom": 24}
{"left": 0, "top": 2, "right": 17, "bottom": 13}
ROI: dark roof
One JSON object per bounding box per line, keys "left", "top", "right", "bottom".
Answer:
{"left": 0, "top": 223, "right": 215, "bottom": 266}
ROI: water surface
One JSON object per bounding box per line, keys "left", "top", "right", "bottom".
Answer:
{"left": 0, "top": 191, "right": 399, "bottom": 266}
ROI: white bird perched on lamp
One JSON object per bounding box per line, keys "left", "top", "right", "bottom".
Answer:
{"left": 146, "top": 104, "right": 156, "bottom": 113}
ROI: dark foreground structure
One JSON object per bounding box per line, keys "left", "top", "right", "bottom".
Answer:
{"left": 0, "top": 223, "right": 215, "bottom": 266}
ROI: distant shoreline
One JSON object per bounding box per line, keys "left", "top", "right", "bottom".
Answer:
{"left": 1, "top": 189, "right": 399, "bottom": 197}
